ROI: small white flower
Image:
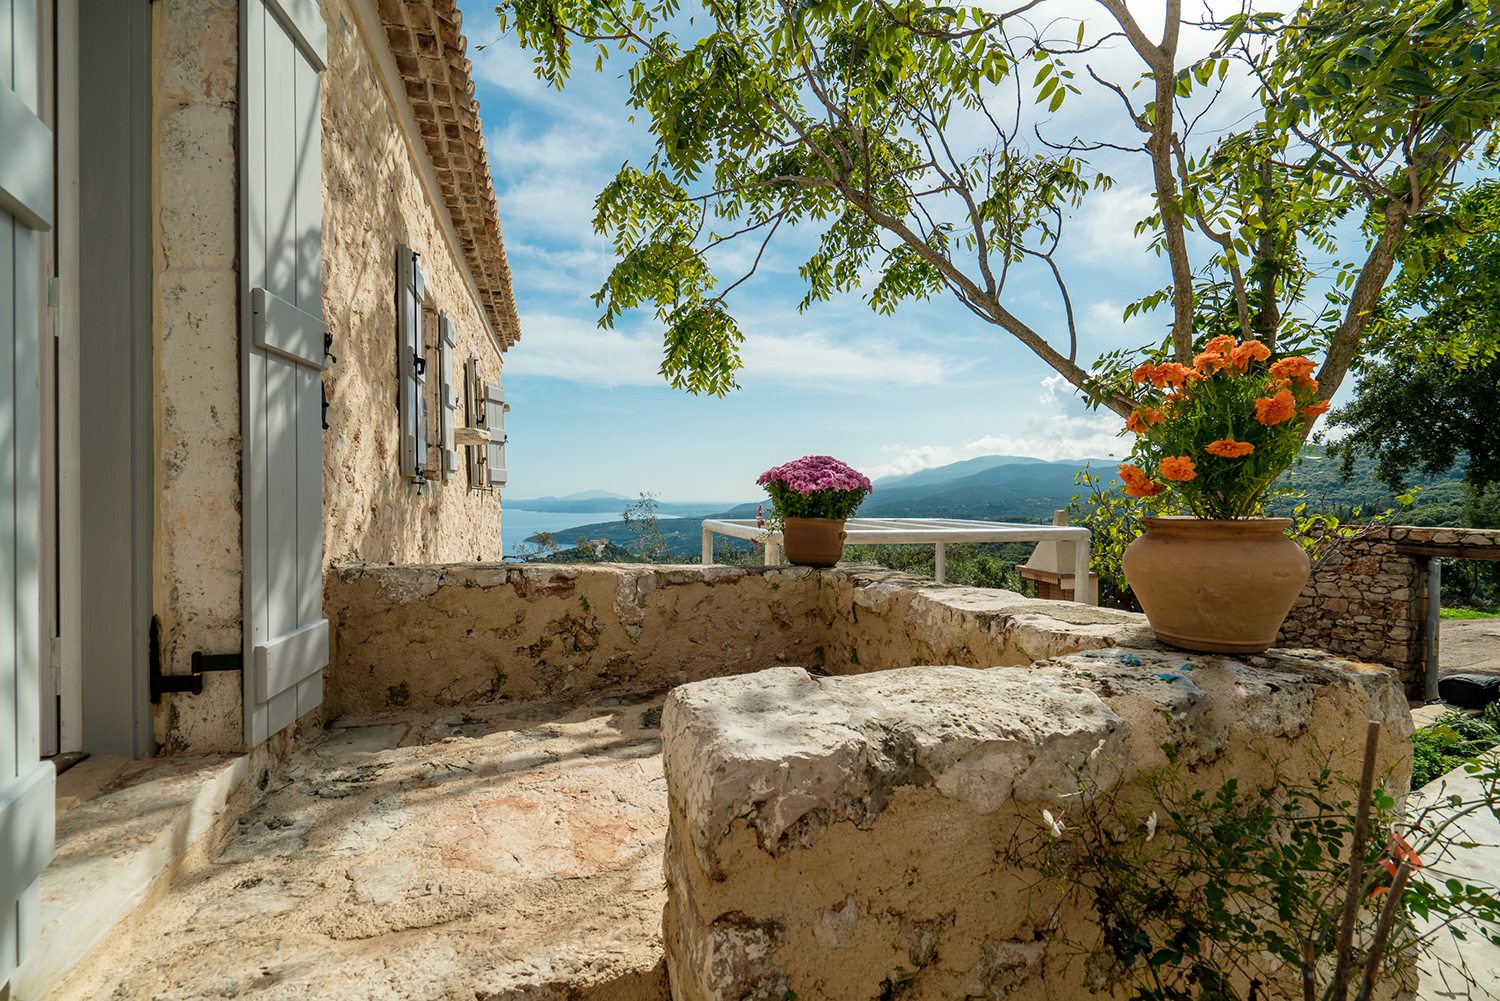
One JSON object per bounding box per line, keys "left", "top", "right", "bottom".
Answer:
{"left": 1043, "top": 809, "right": 1066, "bottom": 838}
{"left": 1145, "top": 811, "right": 1158, "bottom": 841}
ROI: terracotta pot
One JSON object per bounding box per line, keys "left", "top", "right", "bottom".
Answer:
{"left": 1123, "top": 517, "right": 1310, "bottom": 654}
{"left": 782, "top": 517, "right": 847, "bottom": 567}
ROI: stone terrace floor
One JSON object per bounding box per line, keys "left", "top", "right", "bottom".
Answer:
{"left": 55, "top": 693, "right": 674, "bottom": 1001}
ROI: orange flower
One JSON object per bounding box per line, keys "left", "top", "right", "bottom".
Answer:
{"left": 1155, "top": 362, "right": 1198, "bottom": 388}
{"left": 1254, "top": 388, "right": 1297, "bottom": 426}
{"left": 1206, "top": 439, "right": 1255, "bottom": 458}
{"left": 1203, "top": 334, "right": 1238, "bottom": 356}
{"left": 1131, "top": 363, "right": 1157, "bottom": 385}
{"left": 1302, "top": 399, "right": 1331, "bottom": 418}
{"left": 1269, "top": 356, "right": 1316, "bottom": 381}
{"left": 1159, "top": 455, "right": 1198, "bottom": 482}
{"left": 1230, "top": 340, "right": 1271, "bottom": 370}
{"left": 1118, "top": 464, "right": 1164, "bottom": 497}
{"left": 1390, "top": 834, "right": 1424, "bottom": 870}
{"left": 1126, "top": 407, "right": 1166, "bottom": 434}
{"left": 1194, "top": 350, "right": 1230, "bottom": 374}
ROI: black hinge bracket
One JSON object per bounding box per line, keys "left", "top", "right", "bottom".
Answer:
{"left": 149, "top": 616, "right": 202, "bottom": 703}
{"left": 150, "top": 616, "right": 247, "bottom": 703}
{"left": 192, "top": 651, "right": 244, "bottom": 674}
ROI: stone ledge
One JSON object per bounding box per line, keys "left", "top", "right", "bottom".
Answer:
{"left": 661, "top": 651, "right": 1411, "bottom": 1001}
{"left": 324, "top": 561, "right": 1154, "bottom": 719}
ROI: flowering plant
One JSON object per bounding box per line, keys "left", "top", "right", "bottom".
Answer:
{"left": 757, "top": 455, "right": 873, "bottom": 520}
{"left": 1119, "top": 335, "right": 1329, "bottom": 519}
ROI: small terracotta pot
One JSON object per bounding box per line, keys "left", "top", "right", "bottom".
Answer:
{"left": 1123, "top": 516, "right": 1310, "bottom": 654}
{"left": 782, "top": 517, "right": 847, "bottom": 568}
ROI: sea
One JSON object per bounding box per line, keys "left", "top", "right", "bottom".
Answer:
{"left": 502, "top": 509, "right": 623, "bottom": 557}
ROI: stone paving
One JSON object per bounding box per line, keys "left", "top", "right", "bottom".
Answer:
{"left": 55, "top": 692, "right": 674, "bottom": 1001}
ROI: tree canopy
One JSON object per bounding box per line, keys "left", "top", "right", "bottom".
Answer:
{"left": 1328, "top": 180, "right": 1500, "bottom": 494}
{"left": 497, "top": 0, "right": 1500, "bottom": 419}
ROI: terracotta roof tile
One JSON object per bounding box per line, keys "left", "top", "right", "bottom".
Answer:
{"left": 378, "top": 0, "right": 522, "bottom": 349}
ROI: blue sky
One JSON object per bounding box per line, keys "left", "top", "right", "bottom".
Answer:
{"left": 458, "top": 1, "right": 1324, "bottom": 501}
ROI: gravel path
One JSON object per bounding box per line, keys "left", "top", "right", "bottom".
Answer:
{"left": 1440, "top": 618, "right": 1500, "bottom": 677}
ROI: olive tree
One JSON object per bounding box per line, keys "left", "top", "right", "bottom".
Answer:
{"left": 495, "top": 0, "right": 1500, "bottom": 417}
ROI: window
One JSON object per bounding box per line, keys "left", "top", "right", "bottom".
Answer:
{"left": 396, "top": 245, "right": 427, "bottom": 482}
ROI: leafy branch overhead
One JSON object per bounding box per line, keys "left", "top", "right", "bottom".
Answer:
{"left": 497, "top": 0, "right": 1500, "bottom": 412}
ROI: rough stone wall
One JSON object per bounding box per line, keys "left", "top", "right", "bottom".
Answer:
{"left": 323, "top": 562, "right": 1155, "bottom": 719}
{"left": 660, "top": 654, "right": 1413, "bottom": 1001}
{"left": 1278, "top": 526, "right": 1500, "bottom": 694}
{"left": 151, "top": 0, "right": 514, "bottom": 752}
{"left": 151, "top": 0, "right": 248, "bottom": 753}
{"left": 318, "top": 0, "right": 509, "bottom": 566}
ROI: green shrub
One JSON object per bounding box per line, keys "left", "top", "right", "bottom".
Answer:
{"left": 1410, "top": 709, "right": 1500, "bottom": 788}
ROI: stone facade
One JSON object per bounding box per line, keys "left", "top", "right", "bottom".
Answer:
{"left": 322, "top": 562, "right": 1158, "bottom": 718}
{"left": 1279, "top": 525, "right": 1500, "bottom": 694}
{"left": 661, "top": 654, "right": 1412, "bottom": 1001}
{"left": 150, "top": 0, "right": 520, "bottom": 752}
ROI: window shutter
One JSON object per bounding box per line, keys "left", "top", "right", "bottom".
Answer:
{"left": 396, "top": 246, "right": 426, "bottom": 482}
{"left": 437, "top": 316, "right": 458, "bottom": 480}
{"left": 464, "top": 356, "right": 484, "bottom": 489}
{"left": 1, "top": 0, "right": 57, "bottom": 981}
{"left": 241, "top": 0, "right": 330, "bottom": 747}
{"left": 483, "top": 381, "right": 508, "bottom": 488}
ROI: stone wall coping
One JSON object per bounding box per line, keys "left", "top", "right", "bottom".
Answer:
{"left": 662, "top": 650, "right": 1411, "bottom": 877}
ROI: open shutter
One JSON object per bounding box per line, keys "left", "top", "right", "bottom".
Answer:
{"left": 464, "top": 356, "right": 484, "bottom": 488}
{"left": 241, "top": 0, "right": 329, "bottom": 747}
{"left": 396, "top": 246, "right": 426, "bottom": 482}
{"left": 1, "top": 0, "right": 56, "bottom": 983}
{"left": 483, "top": 381, "right": 508, "bottom": 488}
{"left": 437, "top": 316, "right": 457, "bottom": 480}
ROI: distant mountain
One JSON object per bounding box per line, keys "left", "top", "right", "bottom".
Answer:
{"left": 515, "top": 451, "right": 1477, "bottom": 561}
{"left": 875, "top": 454, "right": 1048, "bottom": 489}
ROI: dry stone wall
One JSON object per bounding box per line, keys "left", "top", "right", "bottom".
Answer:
{"left": 323, "top": 562, "right": 1157, "bottom": 718}
{"left": 1279, "top": 526, "right": 1500, "bottom": 694}
{"left": 660, "top": 653, "right": 1412, "bottom": 1001}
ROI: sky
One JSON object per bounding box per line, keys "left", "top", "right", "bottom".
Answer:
{"left": 456, "top": 0, "right": 1328, "bottom": 502}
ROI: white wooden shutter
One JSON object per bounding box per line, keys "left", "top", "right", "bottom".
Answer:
{"left": 483, "top": 381, "right": 508, "bottom": 488}
{"left": 1, "top": 0, "right": 56, "bottom": 983}
{"left": 397, "top": 246, "right": 427, "bottom": 481}
{"left": 464, "top": 357, "right": 484, "bottom": 488}
{"left": 241, "top": 0, "right": 329, "bottom": 747}
{"left": 437, "top": 315, "right": 457, "bottom": 480}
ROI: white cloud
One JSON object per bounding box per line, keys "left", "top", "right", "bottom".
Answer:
{"left": 505, "top": 314, "right": 663, "bottom": 385}
{"left": 507, "top": 314, "right": 957, "bottom": 390}
{"left": 1082, "top": 298, "right": 1160, "bottom": 348}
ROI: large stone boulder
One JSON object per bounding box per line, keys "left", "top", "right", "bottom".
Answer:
{"left": 661, "top": 650, "right": 1411, "bottom": 1001}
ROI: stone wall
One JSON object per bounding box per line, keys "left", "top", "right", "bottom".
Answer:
{"left": 660, "top": 653, "right": 1412, "bottom": 1001}
{"left": 323, "top": 562, "right": 1156, "bottom": 719}
{"left": 151, "top": 0, "right": 252, "bottom": 752}
{"left": 151, "top": 0, "right": 516, "bottom": 752}
{"left": 319, "top": 0, "right": 511, "bottom": 566}
{"left": 1278, "top": 525, "right": 1500, "bottom": 694}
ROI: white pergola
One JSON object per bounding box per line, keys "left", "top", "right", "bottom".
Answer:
{"left": 700, "top": 517, "right": 1094, "bottom": 604}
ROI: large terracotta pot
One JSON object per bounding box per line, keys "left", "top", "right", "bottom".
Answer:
{"left": 1123, "top": 517, "right": 1310, "bottom": 654}
{"left": 782, "top": 517, "right": 847, "bottom": 567}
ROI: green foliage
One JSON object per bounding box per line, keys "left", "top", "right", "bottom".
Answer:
{"left": 1410, "top": 708, "right": 1500, "bottom": 789}
{"left": 1328, "top": 182, "right": 1500, "bottom": 495}
{"left": 1034, "top": 740, "right": 1500, "bottom": 1001}
{"left": 761, "top": 483, "right": 868, "bottom": 521}
{"left": 496, "top": 0, "right": 1500, "bottom": 407}
{"left": 1068, "top": 465, "right": 1181, "bottom": 610}
{"left": 622, "top": 492, "right": 669, "bottom": 562}
{"left": 1440, "top": 606, "right": 1500, "bottom": 620}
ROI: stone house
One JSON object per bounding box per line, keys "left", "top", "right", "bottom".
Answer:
{"left": 2, "top": 0, "right": 522, "bottom": 982}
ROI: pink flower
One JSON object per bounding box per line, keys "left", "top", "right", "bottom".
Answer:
{"left": 757, "top": 455, "right": 873, "bottom": 496}
{"left": 756, "top": 504, "right": 764, "bottom": 528}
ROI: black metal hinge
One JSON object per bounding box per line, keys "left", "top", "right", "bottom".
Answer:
{"left": 149, "top": 616, "right": 245, "bottom": 703}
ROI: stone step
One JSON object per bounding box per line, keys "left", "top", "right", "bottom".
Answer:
{"left": 10, "top": 751, "right": 263, "bottom": 999}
